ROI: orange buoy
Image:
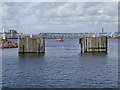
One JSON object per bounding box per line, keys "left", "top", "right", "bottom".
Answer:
{"left": 56, "top": 39, "right": 63, "bottom": 42}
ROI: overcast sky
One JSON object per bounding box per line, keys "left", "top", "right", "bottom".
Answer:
{"left": 1, "top": 2, "right": 118, "bottom": 34}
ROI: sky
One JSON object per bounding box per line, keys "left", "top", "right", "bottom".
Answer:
{"left": 1, "top": 2, "right": 118, "bottom": 34}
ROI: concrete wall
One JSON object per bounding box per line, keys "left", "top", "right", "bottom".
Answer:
{"left": 18, "top": 37, "right": 45, "bottom": 53}
{"left": 79, "top": 36, "right": 107, "bottom": 52}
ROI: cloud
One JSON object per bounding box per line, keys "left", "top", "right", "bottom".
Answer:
{"left": 1, "top": 2, "right": 118, "bottom": 33}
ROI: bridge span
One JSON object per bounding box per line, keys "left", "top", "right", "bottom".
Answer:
{"left": 39, "top": 33, "right": 107, "bottom": 38}
{"left": 19, "top": 33, "right": 107, "bottom": 39}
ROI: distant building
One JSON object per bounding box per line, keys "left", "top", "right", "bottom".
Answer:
{"left": 102, "top": 28, "right": 104, "bottom": 33}
{"left": 1, "top": 29, "right": 19, "bottom": 39}
{"left": 9, "top": 29, "right": 18, "bottom": 38}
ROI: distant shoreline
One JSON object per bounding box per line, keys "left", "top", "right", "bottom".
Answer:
{"left": 6, "top": 37, "right": 120, "bottom": 39}
{"left": 6, "top": 38, "right": 18, "bottom": 39}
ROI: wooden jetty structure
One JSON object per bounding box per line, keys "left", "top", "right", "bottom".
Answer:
{"left": 79, "top": 36, "right": 107, "bottom": 53}
{"left": 18, "top": 36, "right": 45, "bottom": 53}
{"left": 18, "top": 35, "right": 107, "bottom": 53}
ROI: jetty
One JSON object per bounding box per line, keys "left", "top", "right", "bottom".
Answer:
{"left": 18, "top": 34, "right": 107, "bottom": 53}
{"left": 18, "top": 36, "right": 45, "bottom": 53}
{"left": 79, "top": 36, "right": 107, "bottom": 53}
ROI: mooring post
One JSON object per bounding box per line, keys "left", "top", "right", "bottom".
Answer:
{"left": 106, "top": 36, "right": 108, "bottom": 54}
{"left": 38, "top": 43, "right": 40, "bottom": 53}
{"left": 23, "top": 45, "right": 24, "bottom": 53}
{"left": 79, "top": 38, "right": 84, "bottom": 53}
{"left": 79, "top": 36, "right": 107, "bottom": 53}
{"left": 81, "top": 43, "right": 83, "bottom": 53}
{"left": 98, "top": 41, "right": 99, "bottom": 52}
{"left": 85, "top": 39, "right": 87, "bottom": 52}
{"left": 18, "top": 36, "right": 45, "bottom": 53}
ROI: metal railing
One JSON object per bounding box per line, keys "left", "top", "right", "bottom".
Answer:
{"left": 18, "top": 33, "right": 109, "bottom": 39}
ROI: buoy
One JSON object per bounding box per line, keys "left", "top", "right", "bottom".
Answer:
{"left": 56, "top": 39, "right": 63, "bottom": 42}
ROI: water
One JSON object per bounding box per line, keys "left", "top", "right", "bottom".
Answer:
{"left": 2, "top": 39, "right": 118, "bottom": 88}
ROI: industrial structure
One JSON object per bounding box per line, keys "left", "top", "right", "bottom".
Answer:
{"left": 18, "top": 35, "right": 107, "bottom": 53}
{"left": 18, "top": 36, "right": 45, "bottom": 53}
{"left": 79, "top": 36, "right": 107, "bottom": 53}
{"left": 1, "top": 28, "right": 19, "bottom": 39}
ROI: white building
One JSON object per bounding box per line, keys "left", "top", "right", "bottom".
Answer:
{"left": 1, "top": 29, "right": 18, "bottom": 39}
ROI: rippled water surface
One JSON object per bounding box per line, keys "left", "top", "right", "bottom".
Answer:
{"left": 2, "top": 39, "right": 118, "bottom": 88}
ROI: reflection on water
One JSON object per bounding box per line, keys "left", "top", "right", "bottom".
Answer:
{"left": 18, "top": 53, "right": 45, "bottom": 59}
{"left": 2, "top": 39, "right": 118, "bottom": 88}
{"left": 81, "top": 52, "right": 107, "bottom": 56}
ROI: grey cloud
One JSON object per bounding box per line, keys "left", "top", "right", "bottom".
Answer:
{"left": 2, "top": 2, "right": 118, "bottom": 33}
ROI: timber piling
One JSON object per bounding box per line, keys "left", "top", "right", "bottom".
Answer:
{"left": 18, "top": 36, "right": 45, "bottom": 53}
{"left": 79, "top": 36, "right": 107, "bottom": 53}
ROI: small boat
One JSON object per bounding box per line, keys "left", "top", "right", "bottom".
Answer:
{"left": 56, "top": 39, "right": 63, "bottom": 42}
